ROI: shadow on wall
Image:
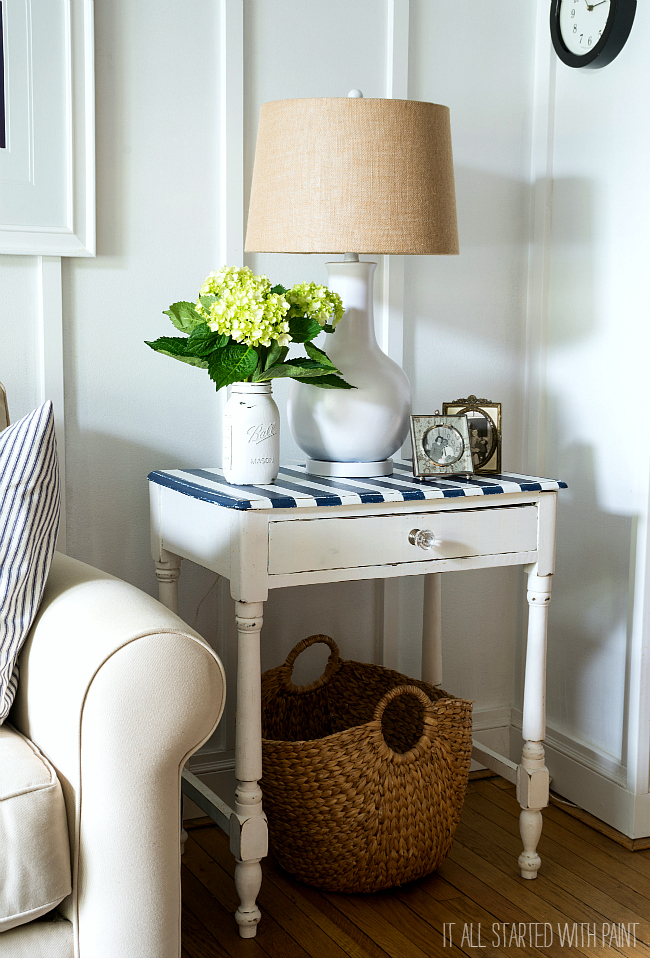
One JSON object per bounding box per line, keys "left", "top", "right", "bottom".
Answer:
{"left": 546, "top": 431, "right": 633, "bottom": 764}
{"left": 548, "top": 176, "right": 597, "bottom": 348}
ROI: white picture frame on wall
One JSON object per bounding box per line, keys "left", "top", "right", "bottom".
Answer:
{"left": 0, "top": 0, "right": 94, "bottom": 256}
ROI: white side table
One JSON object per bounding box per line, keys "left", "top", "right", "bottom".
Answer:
{"left": 149, "top": 462, "right": 565, "bottom": 937}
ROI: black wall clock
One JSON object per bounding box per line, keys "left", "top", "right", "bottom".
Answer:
{"left": 550, "top": 0, "right": 636, "bottom": 68}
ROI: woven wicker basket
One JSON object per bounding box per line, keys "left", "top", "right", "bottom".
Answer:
{"left": 261, "top": 634, "right": 473, "bottom": 893}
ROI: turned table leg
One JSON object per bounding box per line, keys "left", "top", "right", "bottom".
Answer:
{"left": 155, "top": 550, "right": 182, "bottom": 614}
{"left": 155, "top": 552, "right": 189, "bottom": 857}
{"left": 230, "top": 600, "right": 268, "bottom": 938}
{"left": 517, "top": 569, "right": 552, "bottom": 879}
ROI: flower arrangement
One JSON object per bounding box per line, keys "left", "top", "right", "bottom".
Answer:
{"left": 146, "top": 266, "right": 353, "bottom": 391}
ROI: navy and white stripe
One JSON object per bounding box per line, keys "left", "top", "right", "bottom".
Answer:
{"left": 148, "top": 461, "right": 567, "bottom": 511}
{"left": 0, "top": 402, "right": 61, "bottom": 723}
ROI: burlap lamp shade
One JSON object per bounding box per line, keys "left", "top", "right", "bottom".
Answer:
{"left": 245, "top": 94, "right": 459, "bottom": 478}
{"left": 245, "top": 97, "right": 459, "bottom": 256}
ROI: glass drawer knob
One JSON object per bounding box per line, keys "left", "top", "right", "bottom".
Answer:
{"left": 408, "top": 529, "right": 436, "bottom": 550}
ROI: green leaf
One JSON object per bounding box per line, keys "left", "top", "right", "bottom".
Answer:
{"left": 288, "top": 315, "right": 323, "bottom": 343}
{"left": 295, "top": 374, "right": 355, "bottom": 389}
{"left": 145, "top": 337, "right": 209, "bottom": 369}
{"left": 199, "top": 294, "right": 217, "bottom": 311}
{"left": 187, "top": 323, "right": 229, "bottom": 357}
{"left": 321, "top": 323, "right": 335, "bottom": 334}
{"left": 270, "top": 284, "right": 287, "bottom": 295}
{"left": 256, "top": 358, "right": 334, "bottom": 382}
{"left": 163, "top": 302, "right": 204, "bottom": 334}
{"left": 208, "top": 343, "right": 258, "bottom": 391}
{"left": 304, "top": 341, "right": 339, "bottom": 371}
{"left": 264, "top": 341, "right": 289, "bottom": 371}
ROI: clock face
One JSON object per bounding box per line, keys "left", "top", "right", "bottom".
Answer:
{"left": 559, "top": 0, "right": 611, "bottom": 56}
{"left": 422, "top": 425, "right": 464, "bottom": 466}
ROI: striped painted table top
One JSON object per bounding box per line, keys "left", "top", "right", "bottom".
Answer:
{"left": 148, "top": 462, "right": 567, "bottom": 512}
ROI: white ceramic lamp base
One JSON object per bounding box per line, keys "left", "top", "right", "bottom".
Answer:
{"left": 287, "top": 260, "right": 411, "bottom": 478}
{"left": 306, "top": 458, "right": 394, "bottom": 478}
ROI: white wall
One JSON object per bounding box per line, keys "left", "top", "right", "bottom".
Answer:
{"left": 11, "top": 0, "right": 642, "bottom": 816}
{"left": 0, "top": 0, "right": 538, "bottom": 764}
{"left": 532, "top": 0, "right": 650, "bottom": 831}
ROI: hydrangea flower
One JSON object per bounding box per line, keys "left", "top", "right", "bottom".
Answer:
{"left": 147, "top": 265, "right": 353, "bottom": 393}
{"left": 197, "top": 266, "right": 291, "bottom": 348}
{"left": 285, "top": 282, "right": 344, "bottom": 327}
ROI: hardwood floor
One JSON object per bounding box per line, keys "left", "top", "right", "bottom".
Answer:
{"left": 182, "top": 777, "right": 650, "bottom": 958}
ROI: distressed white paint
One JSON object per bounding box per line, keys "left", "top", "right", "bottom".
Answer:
{"left": 154, "top": 480, "right": 560, "bottom": 924}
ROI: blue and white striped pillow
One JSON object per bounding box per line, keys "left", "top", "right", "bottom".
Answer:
{"left": 0, "top": 402, "right": 60, "bottom": 723}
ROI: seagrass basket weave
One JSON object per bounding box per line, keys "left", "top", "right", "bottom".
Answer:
{"left": 260, "top": 634, "right": 473, "bottom": 893}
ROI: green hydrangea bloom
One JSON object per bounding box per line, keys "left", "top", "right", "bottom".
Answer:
{"left": 285, "top": 282, "right": 344, "bottom": 327}
{"left": 197, "top": 266, "right": 291, "bottom": 348}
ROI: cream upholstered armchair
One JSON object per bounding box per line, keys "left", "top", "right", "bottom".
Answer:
{"left": 0, "top": 383, "right": 226, "bottom": 958}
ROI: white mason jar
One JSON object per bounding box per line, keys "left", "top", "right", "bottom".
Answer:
{"left": 222, "top": 382, "right": 280, "bottom": 485}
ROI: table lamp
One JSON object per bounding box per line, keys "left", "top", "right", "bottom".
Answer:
{"left": 245, "top": 92, "right": 458, "bottom": 478}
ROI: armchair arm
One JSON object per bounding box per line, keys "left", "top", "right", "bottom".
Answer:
{"left": 10, "top": 553, "right": 226, "bottom": 958}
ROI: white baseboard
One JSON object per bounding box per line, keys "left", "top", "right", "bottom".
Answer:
{"left": 510, "top": 709, "right": 650, "bottom": 839}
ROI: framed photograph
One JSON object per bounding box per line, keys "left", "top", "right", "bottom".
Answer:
{"left": 0, "top": 0, "right": 95, "bottom": 256}
{"left": 442, "top": 395, "right": 502, "bottom": 474}
{"left": 410, "top": 413, "right": 474, "bottom": 477}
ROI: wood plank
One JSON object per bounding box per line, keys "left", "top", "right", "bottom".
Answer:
{"left": 549, "top": 794, "right": 650, "bottom": 851}
{"left": 363, "top": 889, "right": 490, "bottom": 958}
{"left": 395, "top": 882, "right": 548, "bottom": 958}
{"left": 432, "top": 861, "right": 576, "bottom": 958}
{"left": 182, "top": 865, "right": 271, "bottom": 958}
{"left": 463, "top": 788, "right": 650, "bottom": 933}
{"left": 260, "top": 854, "right": 391, "bottom": 958}
{"left": 542, "top": 801, "right": 650, "bottom": 879}
{"left": 193, "top": 825, "right": 358, "bottom": 958}
{"left": 320, "top": 892, "right": 455, "bottom": 958}
{"left": 447, "top": 830, "right": 624, "bottom": 958}
{"left": 474, "top": 779, "right": 650, "bottom": 904}
{"left": 180, "top": 779, "right": 650, "bottom": 958}
{"left": 183, "top": 836, "right": 310, "bottom": 958}
{"left": 454, "top": 812, "right": 648, "bottom": 958}
{"left": 182, "top": 903, "right": 231, "bottom": 958}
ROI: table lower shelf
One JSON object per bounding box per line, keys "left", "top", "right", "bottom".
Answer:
{"left": 181, "top": 738, "right": 519, "bottom": 835}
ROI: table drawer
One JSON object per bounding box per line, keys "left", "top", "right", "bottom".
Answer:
{"left": 268, "top": 504, "right": 538, "bottom": 575}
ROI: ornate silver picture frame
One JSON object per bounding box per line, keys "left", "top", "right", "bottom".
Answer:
{"left": 442, "top": 395, "right": 502, "bottom": 474}
{"left": 410, "top": 413, "right": 474, "bottom": 477}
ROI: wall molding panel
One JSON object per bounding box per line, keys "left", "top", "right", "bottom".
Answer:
{"left": 220, "top": 0, "right": 244, "bottom": 269}
{"left": 522, "top": 0, "right": 556, "bottom": 477}
{"left": 375, "top": 0, "right": 410, "bottom": 671}
{"left": 37, "top": 255, "right": 67, "bottom": 552}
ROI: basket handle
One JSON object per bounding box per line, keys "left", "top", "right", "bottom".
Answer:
{"left": 280, "top": 634, "right": 342, "bottom": 693}
{"left": 373, "top": 685, "right": 436, "bottom": 763}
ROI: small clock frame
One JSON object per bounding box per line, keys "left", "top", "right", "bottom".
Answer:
{"left": 410, "top": 413, "right": 474, "bottom": 478}
{"left": 550, "top": 0, "right": 636, "bottom": 69}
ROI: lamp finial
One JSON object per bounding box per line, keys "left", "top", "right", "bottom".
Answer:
{"left": 347, "top": 89, "right": 363, "bottom": 98}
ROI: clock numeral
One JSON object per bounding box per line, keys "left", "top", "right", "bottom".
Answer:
{"left": 571, "top": 7, "right": 575, "bottom": 16}
{"left": 573, "top": 23, "right": 578, "bottom": 32}
{"left": 588, "top": 36, "right": 593, "bottom": 46}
